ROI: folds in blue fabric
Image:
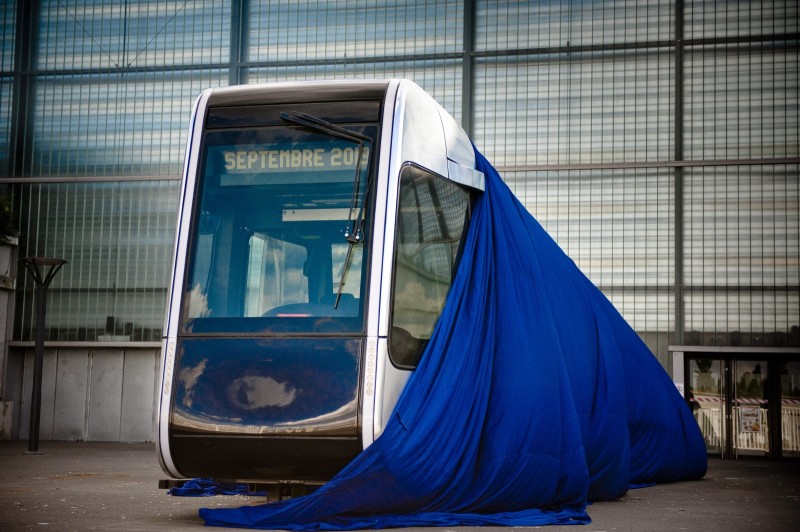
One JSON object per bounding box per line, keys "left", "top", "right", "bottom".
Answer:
{"left": 200, "top": 148, "right": 707, "bottom": 529}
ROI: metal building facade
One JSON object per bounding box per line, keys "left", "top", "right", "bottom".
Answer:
{"left": 0, "top": 1, "right": 797, "bottom": 443}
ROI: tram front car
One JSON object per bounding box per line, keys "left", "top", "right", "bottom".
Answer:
{"left": 157, "top": 80, "right": 484, "bottom": 484}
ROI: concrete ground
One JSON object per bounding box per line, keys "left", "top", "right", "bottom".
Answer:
{"left": 0, "top": 441, "right": 798, "bottom": 531}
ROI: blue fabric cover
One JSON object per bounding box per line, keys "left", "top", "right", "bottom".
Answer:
{"left": 200, "top": 148, "right": 707, "bottom": 529}
{"left": 170, "top": 479, "right": 266, "bottom": 497}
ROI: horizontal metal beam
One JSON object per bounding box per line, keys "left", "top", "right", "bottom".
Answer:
{"left": 2, "top": 158, "right": 797, "bottom": 185}
{"left": 685, "top": 285, "right": 800, "bottom": 293}
{"left": 9, "top": 341, "right": 161, "bottom": 349}
{"left": 1, "top": 32, "right": 796, "bottom": 80}
{"left": 475, "top": 32, "right": 799, "bottom": 58}
{"left": 0, "top": 52, "right": 466, "bottom": 79}
{"left": 0, "top": 175, "right": 180, "bottom": 183}
{"left": 593, "top": 284, "right": 800, "bottom": 294}
{"left": 498, "top": 157, "right": 800, "bottom": 173}
{"left": 21, "top": 286, "right": 169, "bottom": 294}
{"left": 668, "top": 345, "right": 800, "bottom": 355}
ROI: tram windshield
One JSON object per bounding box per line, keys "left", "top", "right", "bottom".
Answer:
{"left": 182, "top": 123, "right": 376, "bottom": 335}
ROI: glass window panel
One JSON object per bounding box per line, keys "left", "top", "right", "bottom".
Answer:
{"left": 685, "top": 165, "right": 800, "bottom": 288}
{"left": 249, "top": 0, "right": 463, "bottom": 62}
{"left": 503, "top": 167, "right": 675, "bottom": 340}
{"left": 1, "top": 2, "right": 14, "bottom": 177}
{"left": 14, "top": 180, "right": 179, "bottom": 342}
{"left": 0, "top": 81, "right": 10, "bottom": 176}
{"left": 685, "top": 291, "right": 800, "bottom": 346}
{"left": 37, "top": 0, "right": 229, "bottom": 70}
{"left": 685, "top": 46, "right": 800, "bottom": 160}
{"left": 181, "top": 124, "right": 376, "bottom": 334}
{"left": 477, "top": 0, "right": 674, "bottom": 51}
{"left": 390, "top": 165, "right": 471, "bottom": 368}
{"left": 31, "top": 70, "right": 227, "bottom": 176}
{"left": 475, "top": 51, "right": 674, "bottom": 167}
{"left": 249, "top": 60, "right": 463, "bottom": 124}
{"left": 686, "top": 0, "right": 800, "bottom": 38}
{"left": 0, "top": 1, "right": 15, "bottom": 72}
{"left": 684, "top": 164, "right": 800, "bottom": 347}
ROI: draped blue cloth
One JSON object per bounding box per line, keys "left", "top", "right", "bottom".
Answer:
{"left": 170, "top": 479, "right": 266, "bottom": 497}
{"left": 200, "top": 148, "right": 707, "bottom": 529}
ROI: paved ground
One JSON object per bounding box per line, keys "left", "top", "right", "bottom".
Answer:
{"left": 0, "top": 441, "right": 798, "bottom": 531}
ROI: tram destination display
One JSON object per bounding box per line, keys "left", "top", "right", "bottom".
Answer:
{"left": 211, "top": 141, "right": 369, "bottom": 186}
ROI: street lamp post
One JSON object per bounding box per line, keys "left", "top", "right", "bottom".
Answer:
{"left": 21, "top": 257, "right": 67, "bottom": 454}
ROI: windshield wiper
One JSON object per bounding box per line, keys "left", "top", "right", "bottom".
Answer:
{"left": 279, "top": 111, "right": 371, "bottom": 309}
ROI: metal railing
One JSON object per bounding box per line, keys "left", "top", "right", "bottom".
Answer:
{"left": 693, "top": 405, "right": 800, "bottom": 455}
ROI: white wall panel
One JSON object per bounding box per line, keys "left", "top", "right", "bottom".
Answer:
{"left": 120, "top": 349, "right": 159, "bottom": 442}
{"left": 13, "top": 346, "right": 159, "bottom": 442}
{"left": 52, "top": 350, "right": 89, "bottom": 440}
{"left": 87, "top": 350, "right": 124, "bottom": 441}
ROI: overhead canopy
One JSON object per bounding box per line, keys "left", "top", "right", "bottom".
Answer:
{"left": 200, "top": 148, "right": 707, "bottom": 529}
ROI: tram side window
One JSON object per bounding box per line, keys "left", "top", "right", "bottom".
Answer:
{"left": 389, "top": 165, "right": 471, "bottom": 368}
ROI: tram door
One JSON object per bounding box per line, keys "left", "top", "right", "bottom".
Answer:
{"left": 687, "top": 356, "right": 800, "bottom": 459}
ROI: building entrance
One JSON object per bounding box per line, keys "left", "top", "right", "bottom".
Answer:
{"left": 686, "top": 355, "right": 800, "bottom": 459}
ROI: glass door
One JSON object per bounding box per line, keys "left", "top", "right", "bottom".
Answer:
{"left": 731, "top": 359, "right": 769, "bottom": 457}
{"left": 781, "top": 361, "right": 800, "bottom": 458}
{"left": 687, "top": 357, "right": 727, "bottom": 456}
{"left": 688, "top": 356, "right": 773, "bottom": 458}
{"left": 687, "top": 354, "right": 800, "bottom": 460}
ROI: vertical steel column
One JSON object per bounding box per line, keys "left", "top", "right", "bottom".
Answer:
{"left": 461, "top": 0, "right": 476, "bottom": 137}
{"left": 674, "top": 0, "right": 686, "bottom": 346}
{"left": 9, "top": 0, "right": 40, "bottom": 178}
{"left": 229, "top": 0, "right": 249, "bottom": 86}
{"left": 22, "top": 257, "right": 66, "bottom": 454}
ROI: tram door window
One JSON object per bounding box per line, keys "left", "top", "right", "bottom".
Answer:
{"left": 688, "top": 355, "right": 800, "bottom": 459}
{"left": 389, "top": 165, "right": 471, "bottom": 368}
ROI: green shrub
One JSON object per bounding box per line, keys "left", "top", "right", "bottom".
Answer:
{"left": 0, "top": 195, "right": 19, "bottom": 244}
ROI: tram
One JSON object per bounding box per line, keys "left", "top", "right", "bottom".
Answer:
{"left": 157, "top": 80, "right": 485, "bottom": 483}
